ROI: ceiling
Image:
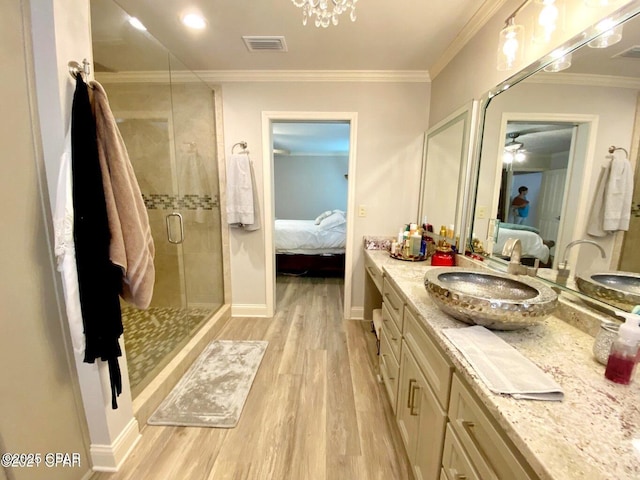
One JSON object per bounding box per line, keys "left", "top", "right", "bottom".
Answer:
{"left": 93, "top": 0, "right": 491, "bottom": 154}
{"left": 102, "top": 0, "right": 489, "bottom": 72}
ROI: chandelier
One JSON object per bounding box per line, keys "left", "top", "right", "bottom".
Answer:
{"left": 292, "top": 0, "right": 358, "bottom": 28}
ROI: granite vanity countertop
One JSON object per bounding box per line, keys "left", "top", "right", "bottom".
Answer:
{"left": 365, "top": 249, "right": 640, "bottom": 480}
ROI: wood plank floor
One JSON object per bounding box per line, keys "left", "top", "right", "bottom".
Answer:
{"left": 93, "top": 276, "right": 413, "bottom": 480}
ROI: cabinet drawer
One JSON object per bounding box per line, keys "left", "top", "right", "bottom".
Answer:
{"left": 380, "top": 328, "right": 400, "bottom": 413}
{"left": 381, "top": 303, "right": 402, "bottom": 362}
{"left": 382, "top": 278, "right": 404, "bottom": 331}
{"left": 442, "top": 424, "right": 480, "bottom": 480}
{"left": 364, "top": 253, "right": 383, "bottom": 293}
{"left": 403, "top": 306, "right": 452, "bottom": 409}
{"left": 448, "top": 374, "right": 538, "bottom": 480}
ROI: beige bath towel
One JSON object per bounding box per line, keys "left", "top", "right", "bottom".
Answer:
{"left": 91, "top": 81, "right": 155, "bottom": 309}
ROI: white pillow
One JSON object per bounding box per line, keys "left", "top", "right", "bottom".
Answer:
{"left": 314, "top": 210, "right": 332, "bottom": 225}
{"left": 318, "top": 211, "right": 346, "bottom": 230}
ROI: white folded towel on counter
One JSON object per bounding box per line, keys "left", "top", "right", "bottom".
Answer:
{"left": 443, "top": 326, "right": 564, "bottom": 401}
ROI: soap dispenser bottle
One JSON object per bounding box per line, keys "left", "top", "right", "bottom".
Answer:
{"left": 604, "top": 311, "right": 640, "bottom": 385}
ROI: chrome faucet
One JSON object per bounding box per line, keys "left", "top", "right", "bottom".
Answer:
{"left": 502, "top": 238, "right": 539, "bottom": 276}
{"left": 557, "top": 239, "right": 606, "bottom": 282}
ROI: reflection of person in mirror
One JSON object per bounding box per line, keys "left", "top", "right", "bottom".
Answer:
{"left": 511, "top": 186, "right": 530, "bottom": 224}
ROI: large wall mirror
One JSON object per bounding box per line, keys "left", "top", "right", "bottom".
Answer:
{"left": 470, "top": 1, "right": 640, "bottom": 312}
{"left": 418, "top": 101, "right": 477, "bottom": 239}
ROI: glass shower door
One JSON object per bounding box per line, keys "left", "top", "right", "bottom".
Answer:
{"left": 92, "top": 0, "right": 224, "bottom": 398}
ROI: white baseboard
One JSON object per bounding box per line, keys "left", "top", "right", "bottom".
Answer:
{"left": 350, "top": 306, "right": 365, "bottom": 320}
{"left": 90, "top": 418, "right": 141, "bottom": 472}
{"left": 231, "top": 303, "right": 269, "bottom": 317}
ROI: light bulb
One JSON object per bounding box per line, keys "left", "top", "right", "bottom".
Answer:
{"left": 538, "top": 2, "right": 558, "bottom": 42}
{"left": 544, "top": 50, "right": 572, "bottom": 72}
{"left": 515, "top": 151, "right": 527, "bottom": 162}
{"left": 503, "top": 151, "right": 515, "bottom": 164}
{"left": 588, "top": 19, "right": 623, "bottom": 48}
{"left": 181, "top": 13, "right": 207, "bottom": 30}
{"left": 497, "top": 22, "right": 524, "bottom": 71}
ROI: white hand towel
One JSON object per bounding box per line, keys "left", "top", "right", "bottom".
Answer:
{"left": 587, "top": 163, "right": 609, "bottom": 238}
{"left": 226, "top": 153, "right": 261, "bottom": 231}
{"left": 443, "top": 326, "right": 564, "bottom": 401}
{"left": 603, "top": 155, "right": 633, "bottom": 232}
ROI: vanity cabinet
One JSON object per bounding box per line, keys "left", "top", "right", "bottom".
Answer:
{"left": 446, "top": 374, "right": 538, "bottom": 480}
{"left": 379, "top": 278, "right": 404, "bottom": 413}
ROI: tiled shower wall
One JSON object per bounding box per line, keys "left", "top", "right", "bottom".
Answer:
{"left": 100, "top": 80, "right": 224, "bottom": 310}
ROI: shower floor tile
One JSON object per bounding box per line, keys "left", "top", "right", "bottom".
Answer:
{"left": 121, "top": 306, "right": 210, "bottom": 396}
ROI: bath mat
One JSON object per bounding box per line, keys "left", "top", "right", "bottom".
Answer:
{"left": 148, "top": 340, "right": 268, "bottom": 428}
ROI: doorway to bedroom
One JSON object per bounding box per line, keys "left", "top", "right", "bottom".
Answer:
{"left": 262, "top": 112, "right": 357, "bottom": 320}
{"left": 272, "top": 120, "right": 350, "bottom": 278}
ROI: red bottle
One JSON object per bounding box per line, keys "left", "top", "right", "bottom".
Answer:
{"left": 431, "top": 246, "right": 455, "bottom": 266}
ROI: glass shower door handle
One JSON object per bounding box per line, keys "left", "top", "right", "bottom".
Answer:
{"left": 166, "top": 212, "right": 185, "bottom": 244}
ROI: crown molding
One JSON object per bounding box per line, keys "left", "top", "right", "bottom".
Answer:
{"left": 96, "top": 69, "right": 431, "bottom": 84}
{"left": 526, "top": 72, "right": 640, "bottom": 89}
{"left": 430, "top": 0, "right": 510, "bottom": 80}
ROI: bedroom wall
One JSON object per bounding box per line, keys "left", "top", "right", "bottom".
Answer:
{"left": 274, "top": 154, "right": 348, "bottom": 220}
{"left": 221, "top": 81, "right": 430, "bottom": 316}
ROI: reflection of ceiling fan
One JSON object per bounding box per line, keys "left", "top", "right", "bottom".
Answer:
{"left": 504, "top": 132, "right": 524, "bottom": 151}
{"left": 504, "top": 132, "right": 526, "bottom": 164}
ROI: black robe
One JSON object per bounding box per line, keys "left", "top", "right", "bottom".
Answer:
{"left": 71, "top": 74, "right": 123, "bottom": 409}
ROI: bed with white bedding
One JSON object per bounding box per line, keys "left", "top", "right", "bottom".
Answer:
{"left": 492, "top": 226, "right": 550, "bottom": 264}
{"left": 275, "top": 210, "right": 347, "bottom": 276}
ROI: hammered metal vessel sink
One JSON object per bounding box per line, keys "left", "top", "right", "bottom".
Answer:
{"left": 424, "top": 268, "right": 558, "bottom": 330}
{"left": 575, "top": 271, "right": 640, "bottom": 312}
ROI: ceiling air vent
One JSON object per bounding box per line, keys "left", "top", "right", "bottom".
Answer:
{"left": 242, "top": 36, "right": 288, "bottom": 52}
{"left": 614, "top": 45, "right": 640, "bottom": 59}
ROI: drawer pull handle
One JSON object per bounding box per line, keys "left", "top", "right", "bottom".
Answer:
{"left": 410, "top": 383, "right": 420, "bottom": 416}
{"left": 462, "top": 420, "right": 498, "bottom": 478}
{"left": 384, "top": 293, "right": 400, "bottom": 311}
{"left": 366, "top": 266, "right": 378, "bottom": 277}
{"left": 448, "top": 469, "right": 466, "bottom": 480}
{"left": 407, "top": 379, "right": 416, "bottom": 408}
{"left": 391, "top": 336, "right": 398, "bottom": 341}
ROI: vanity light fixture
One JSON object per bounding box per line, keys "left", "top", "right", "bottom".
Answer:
{"left": 128, "top": 17, "right": 147, "bottom": 31}
{"left": 497, "top": 0, "right": 534, "bottom": 71}
{"left": 534, "top": 0, "right": 564, "bottom": 44}
{"left": 497, "top": 17, "right": 525, "bottom": 71}
{"left": 292, "top": 0, "right": 357, "bottom": 28}
{"left": 181, "top": 13, "right": 207, "bottom": 30}
{"left": 587, "top": 18, "right": 623, "bottom": 48}
{"left": 543, "top": 49, "right": 572, "bottom": 72}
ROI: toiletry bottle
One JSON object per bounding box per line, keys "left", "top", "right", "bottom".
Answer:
{"left": 604, "top": 311, "right": 640, "bottom": 385}
{"left": 411, "top": 231, "right": 422, "bottom": 256}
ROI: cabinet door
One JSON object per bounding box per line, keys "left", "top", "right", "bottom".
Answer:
{"left": 397, "top": 342, "right": 447, "bottom": 480}
{"left": 413, "top": 359, "right": 447, "bottom": 480}
{"left": 397, "top": 342, "right": 420, "bottom": 456}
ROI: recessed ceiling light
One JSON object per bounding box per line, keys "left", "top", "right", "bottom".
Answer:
{"left": 128, "top": 17, "right": 147, "bottom": 31}
{"left": 181, "top": 13, "right": 207, "bottom": 30}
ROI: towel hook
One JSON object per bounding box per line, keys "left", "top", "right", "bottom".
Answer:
{"left": 608, "top": 145, "right": 629, "bottom": 157}
{"left": 232, "top": 141, "right": 248, "bottom": 154}
{"left": 68, "top": 59, "right": 91, "bottom": 82}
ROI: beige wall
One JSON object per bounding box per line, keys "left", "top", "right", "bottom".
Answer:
{"left": 0, "top": 0, "right": 91, "bottom": 478}
{"left": 221, "top": 81, "right": 430, "bottom": 316}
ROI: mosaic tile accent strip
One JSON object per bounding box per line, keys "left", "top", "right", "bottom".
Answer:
{"left": 121, "top": 306, "right": 212, "bottom": 392}
{"left": 143, "top": 193, "right": 218, "bottom": 210}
